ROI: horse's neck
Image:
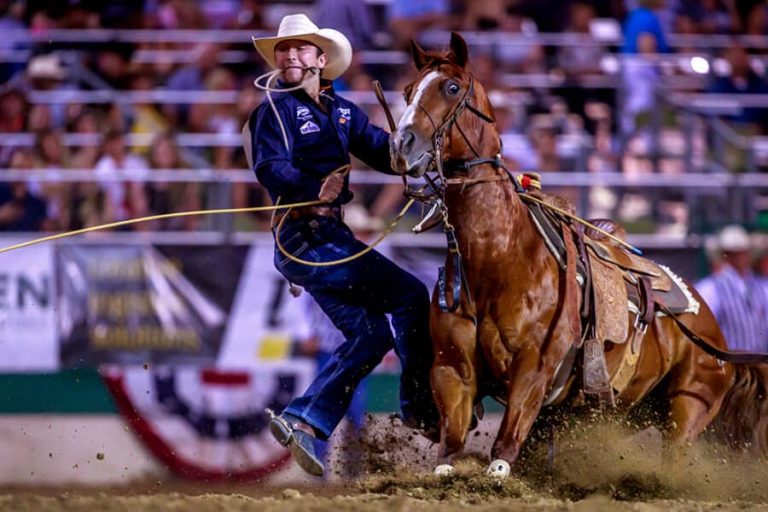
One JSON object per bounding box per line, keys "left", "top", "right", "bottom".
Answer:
{"left": 445, "top": 169, "right": 535, "bottom": 259}
{"left": 442, "top": 97, "right": 538, "bottom": 260}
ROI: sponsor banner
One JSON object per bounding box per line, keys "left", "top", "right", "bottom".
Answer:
{"left": 219, "top": 243, "right": 308, "bottom": 367}
{"left": 0, "top": 240, "right": 57, "bottom": 371}
{"left": 58, "top": 245, "right": 247, "bottom": 366}
{"left": 101, "top": 360, "right": 314, "bottom": 482}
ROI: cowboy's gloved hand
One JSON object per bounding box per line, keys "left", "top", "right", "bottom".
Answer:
{"left": 319, "top": 173, "right": 344, "bottom": 203}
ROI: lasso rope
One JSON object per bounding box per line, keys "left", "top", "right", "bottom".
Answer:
{"left": 519, "top": 193, "right": 642, "bottom": 255}
{"left": 0, "top": 162, "right": 411, "bottom": 268}
{"left": 0, "top": 200, "right": 326, "bottom": 254}
{"left": 253, "top": 69, "right": 300, "bottom": 151}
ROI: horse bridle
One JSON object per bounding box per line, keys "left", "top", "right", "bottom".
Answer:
{"left": 404, "top": 72, "right": 524, "bottom": 204}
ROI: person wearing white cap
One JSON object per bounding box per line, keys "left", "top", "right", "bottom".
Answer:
{"left": 246, "top": 14, "right": 438, "bottom": 477}
{"left": 696, "top": 225, "right": 768, "bottom": 353}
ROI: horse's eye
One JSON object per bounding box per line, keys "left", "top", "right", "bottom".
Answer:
{"left": 446, "top": 82, "right": 461, "bottom": 95}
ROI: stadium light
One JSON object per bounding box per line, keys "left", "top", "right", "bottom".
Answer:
{"left": 690, "top": 56, "right": 710, "bottom": 75}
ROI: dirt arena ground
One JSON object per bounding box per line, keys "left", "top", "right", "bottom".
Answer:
{"left": 3, "top": 418, "right": 768, "bottom": 511}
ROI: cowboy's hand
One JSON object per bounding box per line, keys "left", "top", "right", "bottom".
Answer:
{"left": 319, "top": 173, "right": 344, "bottom": 203}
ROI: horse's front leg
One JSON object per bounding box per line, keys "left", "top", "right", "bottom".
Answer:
{"left": 430, "top": 305, "right": 478, "bottom": 471}
{"left": 491, "top": 338, "right": 565, "bottom": 472}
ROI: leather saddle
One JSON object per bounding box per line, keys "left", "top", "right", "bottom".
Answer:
{"left": 525, "top": 196, "right": 701, "bottom": 400}
{"left": 585, "top": 237, "right": 699, "bottom": 340}
{"left": 525, "top": 200, "right": 699, "bottom": 343}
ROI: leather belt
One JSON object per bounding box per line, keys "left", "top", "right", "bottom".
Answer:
{"left": 287, "top": 206, "right": 341, "bottom": 220}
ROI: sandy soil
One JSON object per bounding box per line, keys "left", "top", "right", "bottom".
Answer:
{"left": 3, "top": 417, "right": 767, "bottom": 511}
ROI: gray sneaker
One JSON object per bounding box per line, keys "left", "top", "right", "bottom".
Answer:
{"left": 267, "top": 410, "right": 324, "bottom": 477}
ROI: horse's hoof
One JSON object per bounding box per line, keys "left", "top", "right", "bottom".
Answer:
{"left": 434, "top": 464, "right": 455, "bottom": 476}
{"left": 486, "top": 459, "right": 510, "bottom": 479}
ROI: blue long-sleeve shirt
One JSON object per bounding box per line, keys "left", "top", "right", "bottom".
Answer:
{"left": 248, "top": 83, "right": 393, "bottom": 206}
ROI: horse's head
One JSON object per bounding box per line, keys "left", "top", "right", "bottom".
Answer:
{"left": 390, "top": 32, "right": 497, "bottom": 178}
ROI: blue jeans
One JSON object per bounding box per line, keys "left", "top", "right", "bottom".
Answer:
{"left": 274, "top": 216, "right": 437, "bottom": 440}
{"left": 312, "top": 351, "right": 367, "bottom": 466}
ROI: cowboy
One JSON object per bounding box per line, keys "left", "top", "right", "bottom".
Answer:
{"left": 246, "top": 14, "right": 438, "bottom": 477}
{"left": 696, "top": 225, "right": 768, "bottom": 353}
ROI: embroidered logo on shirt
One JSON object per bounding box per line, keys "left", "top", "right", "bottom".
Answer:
{"left": 296, "top": 106, "right": 313, "bottom": 122}
{"left": 337, "top": 107, "right": 351, "bottom": 122}
{"left": 299, "top": 120, "right": 320, "bottom": 134}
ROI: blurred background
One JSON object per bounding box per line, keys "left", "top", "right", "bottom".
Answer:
{"left": 0, "top": 0, "right": 767, "bottom": 487}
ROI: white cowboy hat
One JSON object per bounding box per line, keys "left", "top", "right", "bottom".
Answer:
{"left": 27, "top": 54, "right": 66, "bottom": 80}
{"left": 717, "top": 224, "right": 751, "bottom": 252}
{"left": 252, "top": 14, "right": 352, "bottom": 81}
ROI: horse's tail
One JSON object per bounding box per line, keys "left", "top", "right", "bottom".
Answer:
{"left": 717, "top": 363, "right": 768, "bottom": 455}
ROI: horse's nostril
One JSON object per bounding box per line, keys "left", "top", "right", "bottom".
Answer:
{"left": 402, "top": 131, "right": 415, "bottom": 153}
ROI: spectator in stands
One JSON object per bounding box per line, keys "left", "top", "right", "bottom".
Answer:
{"left": 0, "top": 86, "right": 28, "bottom": 166}
{"left": 696, "top": 225, "right": 768, "bottom": 353}
{"left": 0, "top": 0, "right": 29, "bottom": 83}
{"left": 316, "top": 0, "right": 378, "bottom": 51}
{"left": 556, "top": 1, "right": 611, "bottom": 123}
{"left": 248, "top": 13, "right": 438, "bottom": 477}
{"left": 708, "top": 43, "right": 768, "bottom": 131}
{"left": 224, "top": 0, "right": 263, "bottom": 31}
{"left": 164, "top": 43, "right": 222, "bottom": 126}
{"left": 32, "top": 129, "right": 74, "bottom": 230}
{"left": 26, "top": 103, "right": 53, "bottom": 132}
{"left": 388, "top": 0, "right": 451, "bottom": 50}
{"left": 462, "top": 0, "right": 510, "bottom": 31}
{"left": 620, "top": 0, "right": 670, "bottom": 135}
{"left": 756, "top": 243, "right": 768, "bottom": 300}
{"left": 144, "top": 133, "right": 201, "bottom": 231}
{"left": 733, "top": 0, "right": 764, "bottom": 34}
{"left": 558, "top": 2, "right": 604, "bottom": 77}
{"left": 91, "top": 42, "right": 134, "bottom": 89}
{"left": 520, "top": 0, "right": 579, "bottom": 33}
{"left": 129, "top": 71, "right": 170, "bottom": 154}
{"left": 744, "top": 3, "right": 767, "bottom": 39}
{"left": 529, "top": 115, "right": 563, "bottom": 173}
{"left": 154, "top": 0, "right": 208, "bottom": 30}
{"left": 25, "top": 53, "right": 74, "bottom": 130}
{"left": 68, "top": 108, "right": 102, "bottom": 170}
{"left": 0, "top": 86, "right": 27, "bottom": 133}
{"left": 0, "top": 149, "right": 47, "bottom": 231}
{"left": 622, "top": 0, "right": 670, "bottom": 55}
{"left": 201, "top": 67, "right": 239, "bottom": 169}
{"left": 493, "top": 5, "right": 545, "bottom": 75}
{"left": 89, "top": 129, "right": 148, "bottom": 227}
{"left": 676, "top": 0, "right": 739, "bottom": 35}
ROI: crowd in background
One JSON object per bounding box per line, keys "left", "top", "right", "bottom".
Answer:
{"left": 0, "top": 0, "right": 766, "bottom": 236}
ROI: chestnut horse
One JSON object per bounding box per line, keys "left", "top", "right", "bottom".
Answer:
{"left": 389, "top": 33, "right": 768, "bottom": 476}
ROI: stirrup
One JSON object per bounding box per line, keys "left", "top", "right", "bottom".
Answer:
{"left": 266, "top": 409, "right": 324, "bottom": 477}
{"left": 413, "top": 200, "right": 443, "bottom": 234}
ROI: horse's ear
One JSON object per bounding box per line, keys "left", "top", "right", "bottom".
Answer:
{"left": 448, "top": 32, "right": 469, "bottom": 68}
{"left": 410, "top": 39, "right": 429, "bottom": 71}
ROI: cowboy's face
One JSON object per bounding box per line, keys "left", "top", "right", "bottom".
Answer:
{"left": 274, "top": 39, "right": 327, "bottom": 84}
